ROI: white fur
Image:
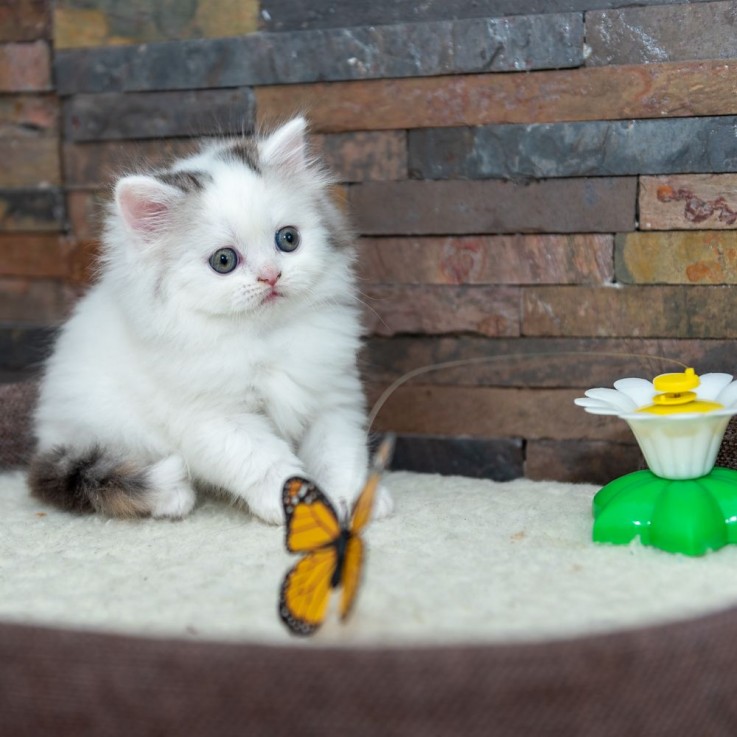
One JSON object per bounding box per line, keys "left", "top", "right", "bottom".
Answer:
{"left": 146, "top": 456, "right": 196, "bottom": 519}
{"left": 34, "top": 118, "right": 391, "bottom": 524}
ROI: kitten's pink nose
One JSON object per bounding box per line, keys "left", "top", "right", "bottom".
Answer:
{"left": 257, "top": 270, "right": 281, "bottom": 287}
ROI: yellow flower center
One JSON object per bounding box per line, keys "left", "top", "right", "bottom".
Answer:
{"left": 637, "top": 368, "right": 724, "bottom": 415}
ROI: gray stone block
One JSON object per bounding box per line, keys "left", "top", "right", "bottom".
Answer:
{"left": 260, "top": 0, "right": 712, "bottom": 31}
{"left": 390, "top": 434, "right": 524, "bottom": 481}
{"left": 0, "top": 189, "right": 64, "bottom": 231}
{"left": 409, "top": 117, "right": 737, "bottom": 180}
{"left": 55, "top": 13, "right": 584, "bottom": 94}
{"left": 64, "top": 88, "right": 255, "bottom": 142}
{"left": 587, "top": 1, "right": 737, "bottom": 66}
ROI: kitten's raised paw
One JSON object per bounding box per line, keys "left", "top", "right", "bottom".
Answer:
{"left": 148, "top": 456, "right": 196, "bottom": 519}
{"left": 372, "top": 484, "right": 394, "bottom": 520}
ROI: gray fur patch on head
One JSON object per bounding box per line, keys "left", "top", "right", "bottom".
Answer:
{"left": 218, "top": 139, "right": 262, "bottom": 173}
{"left": 318, "top": 192, "right": 355, "bottom": 252}
{"left": 155, "top": 170, "right": 211, "bottom": 193}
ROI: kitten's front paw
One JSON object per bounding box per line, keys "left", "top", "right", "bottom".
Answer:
{"left": 247, "top": 492, "right": 286, "bottom": 525}
{"left": 244, "top": 467, "right": 301, "bottom": 525}
{"left": 148, "top": 456, "right": 196, "bottom": 519}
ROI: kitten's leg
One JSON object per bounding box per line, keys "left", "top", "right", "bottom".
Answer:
{"left": 179, "top": 414, "right": 304, "bottom": 524}
{"left": 298, "top": 407, "right": 394, "bottom": 519}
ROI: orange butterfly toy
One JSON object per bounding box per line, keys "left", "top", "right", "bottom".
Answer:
{"left": 278, "top": 435, "right": 395, "bottom": 636}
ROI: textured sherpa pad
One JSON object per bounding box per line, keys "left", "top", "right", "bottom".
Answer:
{"left": 3, "top": 469, "right": 737, "bottom": 646}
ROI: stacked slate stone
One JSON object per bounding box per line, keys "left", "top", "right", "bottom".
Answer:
{"left": 3, "top": 0, "right": 737, "bottom": 483}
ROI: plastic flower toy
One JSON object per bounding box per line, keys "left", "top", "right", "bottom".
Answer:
{"left": 575, "top": 368, "right": 737, "bottom": 556}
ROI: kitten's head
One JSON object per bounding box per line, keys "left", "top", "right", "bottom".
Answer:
{"left": 105, "top": 117, "right": 355, "bottom": 324}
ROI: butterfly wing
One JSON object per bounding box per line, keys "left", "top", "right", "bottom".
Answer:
{"left": 338, "top": 534, "right": 364, "bottom": 621}
{"left": 280, "top": 478, "right": 342, "bottom": 635}
{"left": 283, "top": 477, "right": 341, "bottom": 553}
{"left": 350, "top": 434, "right": 395, "bottom": 535}
{"left": 279, "top": 547, "right": 339, "bottom": 636}
{"left": 338, "top": 435, "right": 395, "bottom": 622}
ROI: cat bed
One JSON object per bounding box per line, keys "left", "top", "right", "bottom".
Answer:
{"left": 5, "top": 379, "right": 737, "bottom": 735}
{"left": 4, "top": 468, "right": 737, "bottom": 735}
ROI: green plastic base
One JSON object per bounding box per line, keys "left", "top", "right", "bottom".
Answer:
{"left": 593, "top": 467, "right": 737, "bottom": 556}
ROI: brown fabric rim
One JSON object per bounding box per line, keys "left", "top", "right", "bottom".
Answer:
{"left": 2, "top": 607, "right": 737, "bottom": 737}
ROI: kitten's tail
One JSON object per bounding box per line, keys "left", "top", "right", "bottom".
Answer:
{"left": 28, "top": 446, "right": 163, "bottom": 518}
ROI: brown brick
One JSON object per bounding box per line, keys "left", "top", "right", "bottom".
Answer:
{"left": 367, "top": 384, "right": 631, "bottom": 442}
{"left": 640, "top": 175, "right": 737, "bottom": 231}
{"left": 66, "top": 190, "right": 106, "bottom": 241}
{"left": 350, "top": 179, "right": 636, "bottom": 235}
{"left": 313, "top": 131, "right": 406, "bottom": 183}
{"left": 616, "top": 231, "right": 737, "bottom": 285}
{"left": 526, "top": 440, "right": 641, "bottom": 484}
{"left": 256, "top": 59, "right": 737, "bottom": 133}
{"left": 0, "top": 277, "right": 77, "bottom": 323}
{"left": 0, "top": 234, "right": 74, "bottom": 279}
{"left": 0, "top": 41, "right": 50, "bottom": 92}
{"left": 0, "top": 0, "right": 50, "bottom": 42}
{"left": 0, "top": 94, "right": 58, "bottom": 137}
{"left": 67, "top": 240, "right": 99, "bottom": 284}
{"left": 358, "top": 235, "right": 613, "bottom": 285}
{"left": 361, "top": 336, "right": 724, "bottom": 389}
{"left": 54, "top": 0, "right": 258, "bottom": 49}
{"left": 362, "top": 285, "right": 519, "bottom": 338}
{"left": 0, "top": 138, "right": 59, "bottom": 187}
{"left": 523, "top": 285, "right": 737, "bottom": 338}
{"left": 0, "top": 234, "right": 97, "bottom": 284}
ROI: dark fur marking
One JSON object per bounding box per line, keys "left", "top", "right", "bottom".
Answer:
{"left": 221, "top": 140, "right": 261, "bottom": 173}
{"left": 155, "top": 170, "right": 210, "bottom": 193}
{"left": 28, "top": 446, "right": 151, "bottom": 518}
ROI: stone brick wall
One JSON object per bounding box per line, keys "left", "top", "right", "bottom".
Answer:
{"left": 2, "top": 0, "right": 737, "bottom": 483}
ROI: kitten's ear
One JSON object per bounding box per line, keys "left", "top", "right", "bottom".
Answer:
{"left": 260, "top": 117, "right": 308, "bottom": 172}
{"left": 115, "top": 175, "right": 184, "bottom": 238}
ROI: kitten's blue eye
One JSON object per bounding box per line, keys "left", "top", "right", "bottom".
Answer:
{"left": 209, "top": 248, "right": 238, "bottom": 274}
{"left": 275, "top": 226, "right": 300, "bottom": 253}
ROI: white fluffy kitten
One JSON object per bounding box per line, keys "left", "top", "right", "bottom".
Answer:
{"left": 29, "top": 117, "right": 391, "bottom": 524}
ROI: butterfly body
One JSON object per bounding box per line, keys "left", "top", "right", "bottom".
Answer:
{"left": 330, "top": 528, "right": 350, "bottom": 589}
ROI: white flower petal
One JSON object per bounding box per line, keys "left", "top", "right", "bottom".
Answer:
{"left": 612, "top": 378, "right": 655, "bottom": 409}
{"left": 716, "top": 380, "right": 737, "bottom": 409}
{"left": 574, "top": 397, "right": 622, "bottom": 414}
{"left": 696, "top": 373, "right": 734, "bottom": 401}
{"left": 583, "top": 387, "right": 638, "bottom": 413}
{"left": 583, "top": 407, "right": 626, "bottom": 416}
{"left": 573, "top": 398, "right": 620, "bottom": 415}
